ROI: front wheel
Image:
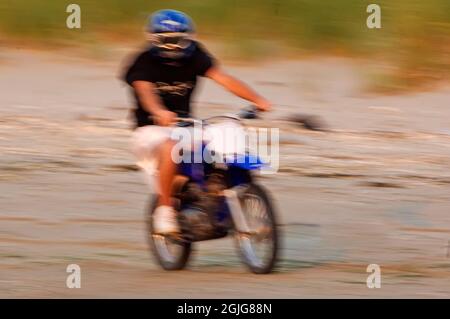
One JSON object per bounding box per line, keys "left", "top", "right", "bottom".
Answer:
{"left": 235, "top": 184, "right": 280, "bottom": 274}
{"left": 146, "top": 195, "right": 192, "bottom": 270}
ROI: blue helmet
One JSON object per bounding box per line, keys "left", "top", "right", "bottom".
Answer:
{"left": 148, "top": 9, "right": 195, "bottom": 34}
{"left": 146, "top": 9, "right": 196, "bottom": 60}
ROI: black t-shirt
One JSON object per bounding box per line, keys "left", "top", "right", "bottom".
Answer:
{"left": 124, "top": 42, "right": 215, "bottom": 127}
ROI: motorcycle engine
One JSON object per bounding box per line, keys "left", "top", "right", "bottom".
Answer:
{"left": 178, "top": 171, "right": 228, "bottom": 241}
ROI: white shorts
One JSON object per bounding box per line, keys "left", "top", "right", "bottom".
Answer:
{"left": 130, "top": 125, "right": 202, "bottom": 193}
{"left": 130, "top": 126, "right": 169, "bottom": 193}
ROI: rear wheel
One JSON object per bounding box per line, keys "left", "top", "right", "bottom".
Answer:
{"left": 146, "top": 195, "right": 192, "bottom": 270}
{"left": 235, "top": 184, "right": 279, "bottom": 274}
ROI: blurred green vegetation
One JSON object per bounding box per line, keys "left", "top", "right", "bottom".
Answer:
{"left": 0, "top": 0, "right": 449, "bottom": 91}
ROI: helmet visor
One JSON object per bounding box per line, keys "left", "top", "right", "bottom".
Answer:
{"left": 149, "top": 32, "right": 193, "bottom": 50}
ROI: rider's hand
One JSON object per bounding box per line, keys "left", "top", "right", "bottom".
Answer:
{"left": 254, "top": 99, "right": 272, "bottom": 112}
{"left": 154, "top": 109, "right": 176, "bottom": 126}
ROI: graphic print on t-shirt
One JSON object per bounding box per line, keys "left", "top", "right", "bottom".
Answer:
{"left": 155, "top": 81, "right": 194, "bottom": 96}
{"left": 124, "top": 42, "right": 215, "bottom": 127}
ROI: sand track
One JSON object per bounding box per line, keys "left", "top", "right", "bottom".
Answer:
{"left": 1, "top": 49, "right": 450, "bottom": 298}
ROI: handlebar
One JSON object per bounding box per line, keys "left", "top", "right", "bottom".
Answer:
{"left": 174, "top": 105, "right": 260, "bottom": 127}
{"left": 174, "top": 117, "right": 202, "bottom": 124}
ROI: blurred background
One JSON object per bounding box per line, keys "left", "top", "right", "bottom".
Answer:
{"left": 0, "top": 1, "right": 449, "bottom": 297}
{"left": 1, "top": 0, "right": 449, "bottom": 91}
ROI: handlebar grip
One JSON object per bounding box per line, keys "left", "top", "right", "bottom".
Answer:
{"left": 238, "top": 105, "right": 259, "bottom": 119}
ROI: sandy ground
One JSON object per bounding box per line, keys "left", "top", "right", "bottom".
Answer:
{"left": 1, "top": 48, "right": 450, "bottom": 298}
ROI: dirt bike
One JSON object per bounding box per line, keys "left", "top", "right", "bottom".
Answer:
{"left": 146, "top": 106, "right": 279, "bottom": 274}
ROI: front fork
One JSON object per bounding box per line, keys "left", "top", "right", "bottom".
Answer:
{"left": 223, "top": 185, "right": 251, "bottom": 233}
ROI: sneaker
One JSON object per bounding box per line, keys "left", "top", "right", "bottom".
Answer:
{"left": 153, "top": 205, "right": 180, "bottom": 234}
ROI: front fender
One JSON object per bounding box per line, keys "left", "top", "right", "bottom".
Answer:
{"left": 225, "top": 154, "right": 266, "bottom": 170}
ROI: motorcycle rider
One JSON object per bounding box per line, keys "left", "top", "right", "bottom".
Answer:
{"left": 123, "top": 9, "right": 271, "bottom": 234}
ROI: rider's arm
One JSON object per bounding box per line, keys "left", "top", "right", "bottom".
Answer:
{"left": 132, "top": 80, "right": 175, "bottom": 126}
{"left": 205, "top": 66, "right": 271, "bottom": 112}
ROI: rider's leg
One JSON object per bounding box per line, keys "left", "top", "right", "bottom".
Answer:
{"left": 157, "top": 139, "right": 177, "bottom": 206}
{"left": 131, "top": 126, "right": 181, "bottom": 234}
{"left": 153, "top": 139, "right": 180, "bottom": 234}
